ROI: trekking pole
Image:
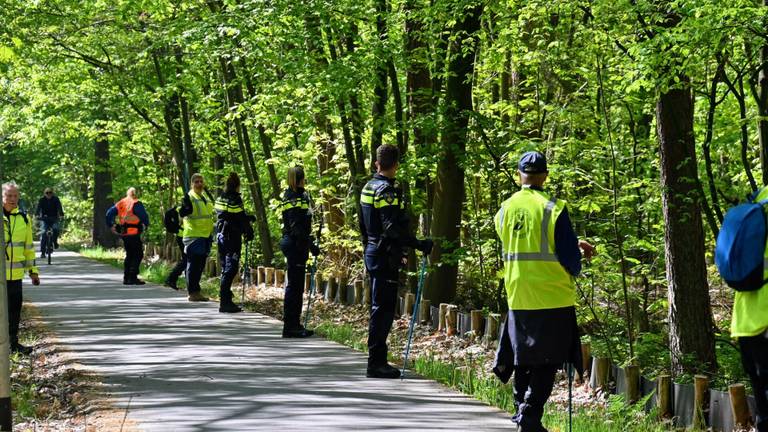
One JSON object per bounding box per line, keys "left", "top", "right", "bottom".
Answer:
{"left": 401, "top": 255, "right": 428, "bottom": 380}
{"left": 302, "top": 254, "right": 318, "bottom": 329}
{"left": 568, "top": 362, "right": 573, "bottom": 432}
{"left": 303, "top": 192, "right": 324, "bottom": 329}
{"left": 241, "top": 241, "right": 250, "bottom": 304}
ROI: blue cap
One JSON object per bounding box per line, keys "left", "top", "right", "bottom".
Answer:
{"left": 518, "top": 151, "right": 548, "bottom": 174}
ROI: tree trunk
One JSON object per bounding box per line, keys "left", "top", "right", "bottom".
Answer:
{"left": 425, "top": 3, "right": 482, "bottom": 305}
{"left": 656, "top": 76, "right": 716, "bottom": 374}
{"left": 369, "top": 0, "right": 389, "bottom": 167}
{"left": 92, "top": 128, "right": 116, "bottom": 248}
{"left": 759, "top": 0, "right": 768, "bottom": 185}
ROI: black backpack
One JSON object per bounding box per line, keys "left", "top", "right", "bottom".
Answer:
{"left": 164, "top": 207, "right": 181, "bottom": 234}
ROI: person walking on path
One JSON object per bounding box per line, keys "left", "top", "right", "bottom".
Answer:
{"left": 36, "top": 187, "right": 64, "bottom": 256}
{"left": 359, "top": 144, "right": 433, "bottom": 379}
{"left": 180, "top": 173, "right": 214, "bottom": 302}
{"left": 163, "top": 205, "right": 187, "bottom": 291}
{"left": 731, "top": 188, "right": 768, "bottom": 432}
{"left": 3, "top": 182, "right": 40, "bottom": 355}
{"left": 278, "top": 166, "right": 320, "bottom": 338}
{"left": 106, "top": 187, "right": 150, "bottom": 285}
{"left": 214, "top": 173, "right": 255, "bottom": 313}
{"left": 492, "top": 151, "right": 595, "bottom": 432}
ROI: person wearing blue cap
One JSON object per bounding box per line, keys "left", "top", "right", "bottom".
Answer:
{"left": 492, "top": 151, "right": 595, "bottom": 431}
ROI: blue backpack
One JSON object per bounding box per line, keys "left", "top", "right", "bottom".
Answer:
{"left": 715, "top": 194, "right": 768, "bottom": 291}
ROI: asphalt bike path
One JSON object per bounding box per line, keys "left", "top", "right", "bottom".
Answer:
{"left": 25, "top": 249, "right": 515, "bottom": 431}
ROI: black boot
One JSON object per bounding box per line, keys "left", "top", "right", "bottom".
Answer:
{"left": 282, "top": 326, "right": 314, "bottom": 338}
{"left": 11, "top": 342, "right": 33, "bottom": 355}
{"left": 219, "top": 303, "right": 243, "bottom": 313}
{"left": 366, "top": 363, "right": 401, "bottom": 379}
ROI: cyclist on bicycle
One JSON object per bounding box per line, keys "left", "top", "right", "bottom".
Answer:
{"left": 36, "top": 187, "right": 64, "bottom": 257}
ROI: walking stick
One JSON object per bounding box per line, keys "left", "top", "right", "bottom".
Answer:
{"left": 241, "top": 241, "right": 251, "bottom": 304}
{"left": 303, "top": 194, "right": 323, "bottom": 329}
{"left": 568, "top": 362, "right": 573, "bottom": 432}
{"left": 401, "top": 255, "right": 428, "bottom": 380}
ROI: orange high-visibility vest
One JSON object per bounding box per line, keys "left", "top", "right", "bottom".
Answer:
{"left": 116, "top": 197, "right": 141, "bottom": 236}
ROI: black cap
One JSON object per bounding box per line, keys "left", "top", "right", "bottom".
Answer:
{"left": 518, "top": 151, "right": 548, "bottom": 174}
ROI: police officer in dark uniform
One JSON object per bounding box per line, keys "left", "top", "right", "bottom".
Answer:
{"left": 279, "top": 166, "right": 320, "bottom": 338}
{"left": 163, "top": 205, "right": 187, "bottom": 290}
{"left": 360, "top": 144, "right": 433, "bottom": 379}
{"left": 214, "top": 172, "right": 255, "bottom": 313}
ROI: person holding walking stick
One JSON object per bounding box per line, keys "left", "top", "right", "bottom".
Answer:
{"left": 492, "top": 151, "right": 595, "bottom": 432}
{"left": 359, "top": 144, "right": 433, "bottom": 379}
{"left": 278, "top": 166, "right": 320, "bottom": 338}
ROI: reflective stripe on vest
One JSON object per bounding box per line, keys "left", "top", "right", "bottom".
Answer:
{"left": 503, "top": 197, "right": 558, "bottom": 262}
{"left": 182, "top": 192, "right": 214, "bottom": 239}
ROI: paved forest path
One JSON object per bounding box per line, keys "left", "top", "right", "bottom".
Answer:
{"left": 25, "top": 249, "right": 514, "bottom": 431}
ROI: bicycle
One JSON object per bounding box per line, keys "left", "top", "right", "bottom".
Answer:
{"left": 42, "top": 225, "right": 54, "bottom": 265}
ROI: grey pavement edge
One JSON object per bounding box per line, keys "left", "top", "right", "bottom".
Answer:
{"left": 24, "top": 249, "right": 515, "bottom": 431}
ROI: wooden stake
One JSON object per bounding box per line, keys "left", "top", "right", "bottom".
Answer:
{"left": 624, "top": 365, "right": 640, "bottom": 404}
{"left": 337, "top": 278, "right": 348, "bottom": 304}
{"left": 693, "top": 375, "right": 709, "bottom": 430}
{"left": 657, "top": 374, "right": 672, "bottom": 419}
{"left": 257, "top": 266, "right": 265, "bottom": 286}
{"left": 305, "top": 273, "right": 311, "bottom": 292}
{"left": 593, "top": 357, "right": 610, "bottom": 392}
{"left": 404, "top": 293, "right": 415, "bottom": 317}
{"left": 363, "top": 278, "right": 371, "bottom": 305}
{"left": 446, "top": 305, "right": 458, "bottom": 336}
{"left": 438, "top": 303, "right": 449, "bottom": 332}
{"left": 325, "top": 278, "right": 337, "bottom": 303}
{"left": 728, "top": 383, "right": 752, "bottom": 429}
{"left": 419, "top": 299, "right": 431, "bottom": 324}
{"left": 265, "top": 267, "right": 274, "bottom": 287}
{"left": 581, "top": 342, "right": 591, "bottom": 380}
{"left": 484, "top": 313, "right": 500, "bottom": 341}
{"left": 354, "top": 280, "right": 363, "bottom": 304}
{"left": 470, "top": 310, "right": 484, "bottom": 336}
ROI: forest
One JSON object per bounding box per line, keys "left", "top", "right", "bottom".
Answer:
{"left": 1, "top": 0, "right": 767, "bottom": 396}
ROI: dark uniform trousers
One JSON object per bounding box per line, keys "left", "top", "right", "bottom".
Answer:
{"left": 6, "top": 280, "right": 22, "bottom": 345}
{"left": 280, "top": 237, "right": 309, "bottom": 330}
{"left": 218, "top": 237, "right": 241, "bottom": 305}
{"left": 740, "top": 332, "right": 768, "bottom": 432}
{"left": 365, "top": 253, "right": 399, "bottom": 368}
{"left": 167, "top": 236, "right": 188, "bottom": 286}
{"left": 512, "top": 365, "right": 559, "bottom": 429}
{"left": 185, "top": 237, "right": 211, "bottom": 294}
{"left": 122, "top": 235, "right": 144, "bottom": 282}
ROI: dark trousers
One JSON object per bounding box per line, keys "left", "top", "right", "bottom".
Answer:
{"left": 122, "top": 235, "right": 144, "bottom": 282}
{"left": 39, "top": 219, "right": 59, "bottom": 253}
{"left": 6, "top": 280, "right": 22, "bottom": 345}
{"left": 740, "top": 332, "right": 768, "bottom": 432}
{"left": 280, "top": 237, "right": 309, "bottom": 330}
{"left": 218, "top": 238, "right": 241, "bottom": 305}
{"left": 365, "top": 254, "right": 399, "bottom": 368}
{"left": 167, "top": 236, "right": 187, "bottom": 285}
{"left": 513, "top": 364, "right": 558, "bottom": 430}
{"left": 185, "top": 237, "right": 211, "bottom": 294}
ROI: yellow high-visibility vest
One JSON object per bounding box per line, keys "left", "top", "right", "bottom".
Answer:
{"left": 731, "top": 187, "right": 768, "bottom": 337}
{"left": 495, "top": 187, "right": 575, "bottom": 310}
{"left": 3, "top": 208, "right": 38, "bottom": 281}
{"left": 182, "top": 190, "right": 214, "bottom": 239}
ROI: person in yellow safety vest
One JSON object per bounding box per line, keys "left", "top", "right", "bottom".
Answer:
{"left": 106, "top": 187, "right": 150, "bottom": 285}
{"left": 492, "top": 151, "right": 595, "bottom": 432}
{"left": 732, "top": 188, "right": 768, "bottom": 432}
{"left": 179, "top": 173, "right": 215, "bottom": 302}
{"left": 2, "top": 182, "right": 40, "bottom": 355}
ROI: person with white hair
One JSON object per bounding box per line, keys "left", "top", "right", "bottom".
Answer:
{"left": 106, "top": 187, "right": 150, "bottom": 285}
{"left": 2, "top": 181, "right": 40, "bottom": 355}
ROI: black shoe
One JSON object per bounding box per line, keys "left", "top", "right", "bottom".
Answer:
{"left": 40, "top": 252, "right": 46, "bottom": 259}
{"left": 11, "top": 343, "right": 33, "bottom": 355}
{"left": 282, "top": 327, "right": 314, "bottom": 338}
{"left": 164, "top": 280, "right": 179, "bottom": 290}
{"left": 133, "top": 279, "right": 146, "bottom": 285}
{"left": 123, "top": 279, "right": 131, "bottom": 285}
{"left": 219, "top": 303, "right": 243, "bottom": 313}
{"left": 367, "top": 363, "right": 401, "bottom": 379}
{"left": 53, "top": 241, "right": 59, "bottom": 249}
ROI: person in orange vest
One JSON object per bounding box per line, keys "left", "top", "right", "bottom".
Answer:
{"left": 106, "top": 187, "right": 150, "bottom": 285}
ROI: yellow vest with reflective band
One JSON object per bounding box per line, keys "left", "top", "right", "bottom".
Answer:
{"left": 3, "top": 208, "right": 39, "bottom": 281}
{"left": 731, "top": 187, "right": 768, "bottom": 337}
{"left": 495, "top": 187, "right": 575, "bottom": 310}
{"left": 182, "top": 190, "right": 214, "bottom": 239}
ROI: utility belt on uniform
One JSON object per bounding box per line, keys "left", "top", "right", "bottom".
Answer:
{"left": 117, "top": 223, "right": 142, "bottom": 234}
